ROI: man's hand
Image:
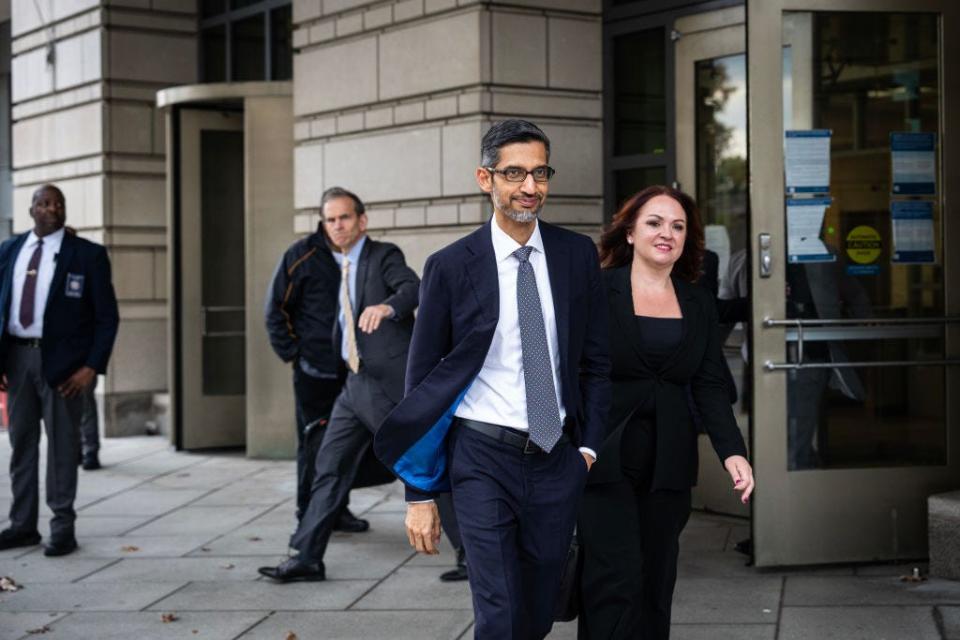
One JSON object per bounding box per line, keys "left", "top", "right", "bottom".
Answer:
{"left": 581, "top": 451, "right": 595, "bottom": 472}
{"left": 358, "top": 304, "right": 395, "bottom": 334}
{"left": 57, "top": 366, "right": 96, "bottom": 399}
{"left": 405, "top": 502, "right": 442, "bottom": 555}
{"left": 723, "top": 455, "right": 755, "bottom": 504}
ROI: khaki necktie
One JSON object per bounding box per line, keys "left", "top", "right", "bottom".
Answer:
{"left": 341, "top": 257, "right": 361, "bottom": 373}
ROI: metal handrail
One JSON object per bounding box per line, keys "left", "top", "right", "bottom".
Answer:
{"left": 762, "top": 316, "right": 960, "bottom": 371}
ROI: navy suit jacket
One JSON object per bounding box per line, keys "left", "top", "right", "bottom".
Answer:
{"left": 0, "top": 231, "right": 120, "bottom": 387}
{"left": 374, "top": 219, "right": 611, "bottom": 501}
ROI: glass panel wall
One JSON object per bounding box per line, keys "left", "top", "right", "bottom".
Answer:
{"left": 200, "top": 0, "right": 292, "bottom": 82}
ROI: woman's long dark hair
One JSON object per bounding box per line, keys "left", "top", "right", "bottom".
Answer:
{"left": 598, "top": 185, "right": 705, "bottom": 283}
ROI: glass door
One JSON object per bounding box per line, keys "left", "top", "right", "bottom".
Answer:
{"left": 747, "top": 0, "right": 960, "bottom": 566}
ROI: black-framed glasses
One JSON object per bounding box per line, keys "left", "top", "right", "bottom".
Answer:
{"left": 485, "top": 165, "right": 556, "bottom": 183}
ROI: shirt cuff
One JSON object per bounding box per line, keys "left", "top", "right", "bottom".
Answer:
{"left": 578, "top": 447, "right": 597, "bottom": 461}
{"left": 406, "top": 499, "right": 435, "bottom": 504}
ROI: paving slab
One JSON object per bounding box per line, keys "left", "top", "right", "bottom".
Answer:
{"left": 0, "top": 555, "right": 117, "bottom": 583}
{"left": 855, "top": 561, "right": 929, "bottom": 577}
{"left": 0, "top": 582, "right": 186, "bottom": 612}
{"left": 43, "top": 611, "right": 268, "bottom": 640}
{"left": 546, "top": 620, "right": 577, "bottom": 638}
{"left": 679, "top": 524, "right": 731, "bottom": 552}
{"left": 677, "top": 550, "right": 760, "bottom": 578}
{"left": 188, "top": 529, "right": 291, "bottom": 557}
{"left": 128, "top": 505, "right": 273, "bottom": 537}
{"left": 670, "top": 624, "right": 776, "bottom": 640}
{"left": 779, "top": 606, "right": 940, "bottom": 639}
{"left": 79, "top": 488, "right": 209, "bottom": 516}
{"left": 0, "top": 612, "right": 68, "bottom": 640}
{"left": 77, "top": 556, "right": 279, "bottom": 583}
{"left": 671, "top": 577, "right": 782, "bottom": 624}
{"left": 191, "top": 479, "right": 296, "bottom": 507}
{"left": 351, "top": 567, "right": 473, "bottom": 610}
{"left": 66, "top": 534, "right": 217, "bottom": 558}
{"left": 940, "top": 606, "right": 960, "bottom": 640}
{"left": 323, "top": 541, "right": 415, "bottom": 580}
{"left": 783, "top": 575, "right": 960, "bottom": 606}
{"left": 237, "top": 610, "right": 474, "bottom": 639}
{"left": 148, "top": 580, "right": 376, "bottom": 611}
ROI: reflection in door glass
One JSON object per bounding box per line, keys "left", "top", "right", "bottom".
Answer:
{"left": 782, "top": 12, "right": 944, "bottom": 471}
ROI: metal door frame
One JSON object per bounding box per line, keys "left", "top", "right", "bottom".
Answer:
{"left": 747, "top": 0, "right": 960, "bottom": 566}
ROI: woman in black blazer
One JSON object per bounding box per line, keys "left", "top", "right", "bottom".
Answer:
{"left": 577, "top": 185, "right": 755, "bottom": 639}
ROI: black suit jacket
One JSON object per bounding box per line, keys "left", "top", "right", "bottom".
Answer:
{"left": 0, "top": 231, "right": 120, "bottom": 387}
{"left": 374, "top": 219, "right": 611, "bottom": 500}
{"left": 588, "top": 266, "right": 746, "bottom": 489}
{"left": 332, "top": 237, "right": 419, "bottom": 402}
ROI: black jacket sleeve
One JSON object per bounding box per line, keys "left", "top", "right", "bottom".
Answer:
{"left": 378, "top": 244, "right": 420, "bottom": 320}
{"left": 577, "top": 237, "right": 612, "bottom": 454}
{"left": 264, "top": 253, "right": 299, "bottom": 363}
{"left": 85, "top": 246, "right": 120, "bottom": 374}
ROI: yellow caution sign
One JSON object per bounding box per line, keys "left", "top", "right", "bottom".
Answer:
{"left": 846, "top": 226, "right": 882, "bottom": 264}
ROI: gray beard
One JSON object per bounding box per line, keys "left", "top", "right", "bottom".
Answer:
{"left": 493, "top": 191, "right": 542, "bottom": 223}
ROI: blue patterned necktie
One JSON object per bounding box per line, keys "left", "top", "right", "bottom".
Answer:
{"left": 513, "top": 245, "right": 562, "bottom": 452}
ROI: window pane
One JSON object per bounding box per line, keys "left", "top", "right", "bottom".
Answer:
{"left": 232, "top": 14, "right": 265, "bottom": 81}
{"left": 231, "top": 0, "right": 264, "bottom": 9}
{"left": 271, "top": 5, "right": 293, "bottom": 81}
{"left": 201, "top": 0, "right": 227, "bottom": 18}
{"left": 201, "top": 26, "right": 227, "bottom": 83}
{"left": 613, "top": 28, "right": 666, "bottom": 156}
{"left": 613, "top": 167, "right": 666, "bottom": 216}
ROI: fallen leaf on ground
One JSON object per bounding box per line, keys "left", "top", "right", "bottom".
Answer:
{"left": 121, "top": 545, "right": 140, "bottom": 552}
{"left": 161, "top": 613, "right": 179, "bottom": 623}
{"left": 0, "top": 576, "right": 21, "bottom": 592}
{"left": 285, "top": 632, "right": 298, "bottom": 640}
{"left": 176, "top": 473, "right": 191, "bottom": 478}
{"left": 200, "top": 547, "right": 212, "bottom": 552}
{"left": 247, "top": 536, "right": 262, "bottom": 542}
{"left": 192, "top": 630, "right": 198, "bottom": 635}
{"left": 26, "top": 625, "right": 50, "bottom": 635}
{"left": 221, "top": 563, "right": 235, "bottom": 569}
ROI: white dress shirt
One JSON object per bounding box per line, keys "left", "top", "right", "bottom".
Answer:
{"left": 455, "top": 218, "right": 596, "bottom": 460}
{"left": 7, "top": 228, "right": 65, "bottom": 339}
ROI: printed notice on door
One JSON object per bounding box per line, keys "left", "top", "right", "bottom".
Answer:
{"left": 785, "top": 130, "right": 831, "bottom": 194}
{"left": 891, "top": 132, "right": 936, "bottom": 195}
{"left": 891, "top": 200, "right": 935, "bottom": 264}
{"left": 787, "top": 197, "right": 835, "bottom": 263}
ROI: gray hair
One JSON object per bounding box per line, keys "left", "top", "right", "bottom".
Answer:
{"left": 480, "top": 120, "right": 551, "bottom": 168}
{"left": 320, "top": 186, "right": 365, "bottom": 217}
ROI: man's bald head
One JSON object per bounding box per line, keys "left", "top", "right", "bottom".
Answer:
{"left": 29, "top": 183, "right": 67, "bottom": 237}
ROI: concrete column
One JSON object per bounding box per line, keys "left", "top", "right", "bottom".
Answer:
{"left": 9, "top": 0, "right": 196, "bottom": 436}
{"left": 292, "top": 0, "right": 603, "bottom": 271}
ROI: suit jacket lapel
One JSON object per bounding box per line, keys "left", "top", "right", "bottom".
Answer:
{"left": 2, "top": 234, "right": 29, "bottom": 324}
{"left": 542, "top": 223, "right": 570, "bottom": 372}
{"left": 354, "top": 238, "right": 371, "bottom": 314}
{"left": 609, "top": 265, "right": 653, "bottom": 371}
{"left": 48, "top": 233, "right": 75, "bottom": 313}
{"left": 463, "top": 221, "right": 499, "bottom": 324}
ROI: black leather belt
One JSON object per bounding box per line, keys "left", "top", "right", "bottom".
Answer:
{"left": 455, "top": 417, "right": 569, "bottom": 454}
{"left": 9, "top": 336, "right": 41, "bottom": 348}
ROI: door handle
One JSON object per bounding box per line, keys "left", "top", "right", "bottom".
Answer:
{"left": 758, "top": 233, "right": 772, "bottom": 278}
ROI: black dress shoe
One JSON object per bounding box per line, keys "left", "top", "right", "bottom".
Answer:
{"left": 0, "top": 528, "right": 41, "bottom": 551}
{"left": 439, "top": 565, "right": 469, "bottom": 582}
{"left": 258, "top": 557, "right": 326, "bottom": 583}
{"left": 43, "top": 537, "right": 78, "bottom": 557}
{"left": 333, "top": 507, "right": 370, "bottom": 533}
{"left": 81, "top": 452, "right": 101, "bottom": 471}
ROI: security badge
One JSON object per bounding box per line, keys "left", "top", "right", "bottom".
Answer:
{"left": 65, "top": 273, "right": 85, "bottom": 298}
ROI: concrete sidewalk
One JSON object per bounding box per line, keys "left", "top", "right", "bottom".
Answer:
{"left": 0, "top": 436, "right": 957, "bottom": 640}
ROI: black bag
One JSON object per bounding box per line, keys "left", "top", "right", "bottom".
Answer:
{"left": 554, "top": 536, "right": 582, "bottom": 622}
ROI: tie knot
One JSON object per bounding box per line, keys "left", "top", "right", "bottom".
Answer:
{"left": 513, "top": 245, "right": 534, "bottom": 264}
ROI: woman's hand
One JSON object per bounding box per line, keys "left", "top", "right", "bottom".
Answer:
{"left": 723, "top": 455, "right": 754, "bottom": 504}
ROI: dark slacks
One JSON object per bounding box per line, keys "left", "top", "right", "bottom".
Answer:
{"left": 80, "top": 377, "right": 99, "bottom": 456}
{"left": 5, "top": 344, "right": 84, "bottom": 540}
{"left": 577, "top": 481, "right": 691, "bottom": 640}
{"left": 448, "top": 424, "right": 588, "bottom": 640}
{"left": 292, "top": 366, "right": 343, "bottom": 521}
{"left": 290, "top": 370, "right": 395, "bottom": 564}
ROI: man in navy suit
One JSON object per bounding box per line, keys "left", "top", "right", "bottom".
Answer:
{"left": 0, "top": 184, "right": 119, "bottom": 556}
{"left": 375, "top": 120, "right": 611, "bottom": 638}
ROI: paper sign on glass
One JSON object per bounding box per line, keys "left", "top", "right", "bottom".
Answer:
{"left": 787, "top": 197, "right": 835, "bottom": 263}
{"left": 891, "top": 132, "right": 936, "bottom": 195}
{"left": 785, "top": 130, "right": 831, "bottom": 194}
{"left": 891, "top": 200, "right": 935, "bottom": 264}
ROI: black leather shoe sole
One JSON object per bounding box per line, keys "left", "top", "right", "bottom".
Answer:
{"left": 439, "top": 566, "right": 469, "bottom": 582}
{"left": 82, "top": 457, "right": 101, "bottom": 471}
{"left": 333, "top": 518, "right": 370, "bottom": 533}
{"left": 0, "top": 531, "right": 41, "bottom": 551}
{"left": 43, "top": 538, "right": 78, "bottom": 557}
{"left": 257, "top": 566, "right": 326, "bottom": 583}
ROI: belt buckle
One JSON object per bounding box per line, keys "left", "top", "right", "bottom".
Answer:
{"left": 522, "top": 438, "right": 540, "bottom": 455}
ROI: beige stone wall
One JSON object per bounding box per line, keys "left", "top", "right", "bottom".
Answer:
{"left": 10, "top": 0, "right": 196, "bottom": 435}
{"left": 292, "top": 0, "right": 603, "bottom": 272}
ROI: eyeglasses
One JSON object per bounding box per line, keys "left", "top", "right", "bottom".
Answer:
{"left": 485, "top": 165, "right": 556, "bottom": 183}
